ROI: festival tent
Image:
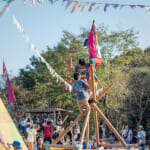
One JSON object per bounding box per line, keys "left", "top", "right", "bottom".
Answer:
{"left": 0, "top": 98, "right": 27, "bottom": 150}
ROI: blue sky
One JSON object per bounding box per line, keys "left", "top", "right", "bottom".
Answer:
{"left": 0, "top": 0, "right": 150, "bottom": 77}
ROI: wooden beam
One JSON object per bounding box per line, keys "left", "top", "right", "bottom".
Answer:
{"left": 53, "top": 111, "right": 87, "bottom": 144}
{"left": 45, "top": 144, "right": 73, "bottom": 149}
{"left": 62, "top": 115, "right": 69, "bottom": 124}
{"left": 91, "top": 65, "right": 96, "bottom": 100}
{"left": 99, "top": 143, "right": 138, "bottom": 148}
{"left": 80, "top": 110, "right": 91, "bottom": 145}
{"left": 86, "top": 119, "right": 89, "bottom": 149}
{"left": 92, "top": 103, "right": 127, "bottom": 147}
{"left": 93, "top": 108, "right": 100, "bottom": 147}
{"left": 96, "top": 83, "right": 113, "bottom": 101}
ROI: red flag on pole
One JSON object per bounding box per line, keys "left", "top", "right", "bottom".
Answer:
{"left": 3, "top": 61, "right": 7, "bottom": 77}
{"left": 3, "top": 61, "right": 16, "bottom": 103}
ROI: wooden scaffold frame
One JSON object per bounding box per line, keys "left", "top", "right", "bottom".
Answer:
{"left": 45, "top": 65, "right": 137, "bottom": 150}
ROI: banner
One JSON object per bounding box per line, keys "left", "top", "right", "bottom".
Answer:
{"left": 11, "top": 14, "right": 72, "bottom": 91}
{"left": 63, "top": 0, "right": 150, "bottom": 13}
{"left": 3, "top": 61, "right": 16, "bottom": 103}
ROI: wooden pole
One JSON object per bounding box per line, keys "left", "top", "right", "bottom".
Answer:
{"left": 53, "top": 111, "right": 87, "bottom": 144}
{"left": 93, "top": 108, "right": 100, "bottom": 147}
{"left": 92, "top": 103, "right": 127, "bottom": 147}
{"left": 80, "top": 110, "right": 90, "bottom": 145}
{"left": 96, "top": 83, "right": 113, "bottom": 101}
{"left": 91, "top": 65, "right": 96, "bottom": 100}
{"left": 62, "top": 115, "right": 69, "bottom": 124}
{"left": 86, "top": 119, "right": 89, "bottom": 149}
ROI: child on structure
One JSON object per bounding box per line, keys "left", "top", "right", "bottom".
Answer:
{"left": 72, "top": 72, "right": 90, "bottom": 113}
{"left": 84, "top": 20, "right": 102, "bottom": 77}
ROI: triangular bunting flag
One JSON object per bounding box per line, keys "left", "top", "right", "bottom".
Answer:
{"left": 112, "top": 4, "right": 119, "bottom": 8}
{"left": 104, "top": 4, "right": 110, "bottom": 13}
{"left": 65, "top": 0, "right": 72, "bottom": 10}
{"left": 94, "top": 4, "right": 103, "bottom": 11}
{"left": 78, "top": 1, "right": 83, "bottom": 7}
{"left": 81, "top": 3, "right": 89, "bottom": 13}
{"left": 88, "top": 3, "right": 95, "bottom": 12}
{"left": 71, "top": 1, "right": 78, "bottom": 13}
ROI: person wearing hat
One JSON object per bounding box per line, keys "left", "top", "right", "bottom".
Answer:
{"left": 12, "top": 141, "right": 22, "bottom": 150}
{"left": 137, "top": 125, "right": 146, "bottom": 148}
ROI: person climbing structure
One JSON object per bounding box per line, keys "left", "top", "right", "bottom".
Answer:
{"left": 84, "top": 20, "right": 102, "bottom": 71}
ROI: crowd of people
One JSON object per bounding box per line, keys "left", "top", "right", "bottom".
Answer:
{"left": 15, "top": 114, "right": 147, "bottom": 150}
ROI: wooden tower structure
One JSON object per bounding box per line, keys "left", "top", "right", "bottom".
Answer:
{"left": 45, "top": 65, "right": 137, "bottom": 150}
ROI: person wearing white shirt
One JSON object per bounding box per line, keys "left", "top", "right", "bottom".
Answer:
{"left": 26, "top": 123, "right": 37, "bottom": 150}
{"left": 122, "top": 124, "right": 132, "bottom": 144}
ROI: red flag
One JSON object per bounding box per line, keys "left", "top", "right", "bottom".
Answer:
{"left": 3, "top": 61, "right": 16, "bottom": 103}
{"left": 3, "top": 61, "right": 7, "bottom": 77}
{"left": 7, "top": 74, "right": 16, "bottom": 103}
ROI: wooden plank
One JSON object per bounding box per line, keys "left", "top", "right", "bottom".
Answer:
{"left": 99, "top": 143, "right": 137, "bottom": 148}
{"left": 92, "top": 103, "right": 127, "bottom": 147}
{"left": 99, "top": 143, "right": 126, "bottom": 148}
{"left": 45, "top": 144, "right": 73, "bottom": 149}
{"left": 80, "top": 110, "right": 90, "bottom": 145}
{"left": 96, "top": 83, "right": 113, "bottom": 101}
{"left": 86, "top": 119, "right": 89, "bottom": 149}
{"left": 53, "top": 111, "right": 87, "bottom": 144}
{"left": 93, "top": 108, "right": 100, "bottom": 146}
{"left": 91, "top": 65, "right": 96, "bottom": 100}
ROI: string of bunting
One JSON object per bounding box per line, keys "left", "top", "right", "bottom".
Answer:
{"left": 62, "top": 0, "right": 150, "bottom": 13}
{"left": 6, "top": 8, "right": 72, "bottom": 91}
{"left": 0, "top": 0, "right": 58, "bottom": 6}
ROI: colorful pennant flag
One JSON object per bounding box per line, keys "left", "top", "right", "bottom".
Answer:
{"left": 71, "top": 1, "right": 78, "bottom": 13}
{"left": 62, "top": 0, "right": 150, "bottom": 13}
{"left": 3, "top": 61, "right": 7, "bottom": 77}
{"left": 88, "top": 3, "right": 95, "bottom": 12}
{"left": 3, "top": 61, "right": 16, "bottom": 103}
{"left": 12, "top": 14, "right": 72, "bottom": 91}
{"left": 65, "top": 0, "right": 72, "bottom": 10}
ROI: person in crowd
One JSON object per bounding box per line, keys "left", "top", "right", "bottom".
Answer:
{"left": 11, "top": 141, "right": 23, "bottom": 150}
{"left": 99, "top": 121, "right": 105, "bottom": 142}
{"left": 137, "top": 125, "right": 146, "bottom": 149}
{"left": 26, "top": 114, "right": 33, "bottom": 124}
{"left": 26, "top": 122, "right": 37, "bottom": 150}
{"left": 57, "top": 119, "right": 64, "bottom": 133}
{"left": 33, "top": 116, "right": 37, "bottom": 125}
{"left": 52, "top": 126, "right": 62, "bottom": 144}
{"left": 122, "top": 124, "right": 132, "bottom": 144}
{"left": 41, "top": 121, "right": 52, "bottom": 144}
{"left": 112, "top": 137, "right": 121, "bottom": 150}
{"left": 74, "top": 125, "right": 81, "bottom": 144}
{"left": 34, "top": 137, "right": 45, "bottom": 150}
{"left": 72, "top": 72, "right": 90, "bottom": 114}
{"left": 91, "top": 134, "right": 96, "bottom": 149}
{"left": 67, "top": 121, "right": 73, "bottom": 144}
{"left": 20, "top": 117, "right": 27, "bottom": 138}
